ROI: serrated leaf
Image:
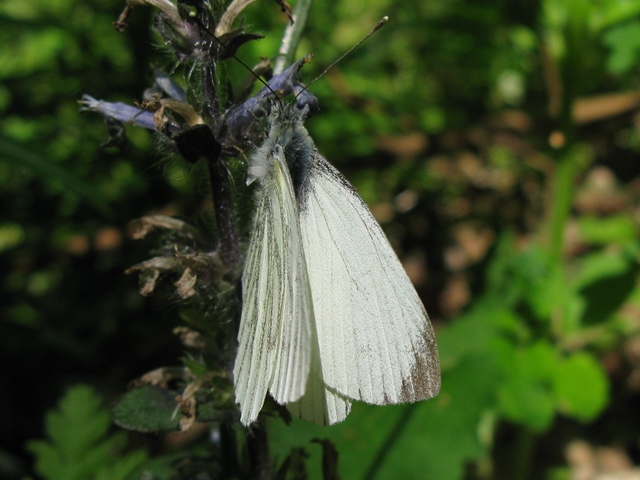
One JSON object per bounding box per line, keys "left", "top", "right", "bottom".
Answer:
{"left": 27, "top": 385, "right": 116, "bottom": 480}
{"left": 26, "top": 385, "right": 147, "bottom": 480}
{"left": 47, "top": 385, "right": 111, "bottom": 456}
{"left": 553, "top": 352, "right": 609, "bottom": 421}
{"left": 112, "top": 385, "right": 180, "bottom": 432}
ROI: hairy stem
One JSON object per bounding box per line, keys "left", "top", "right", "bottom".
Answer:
{"left": 207, "top": 152, "right": 240, "bottom": 269}
{"left": 247, "top": 420, "right": 272, "bottom": 479}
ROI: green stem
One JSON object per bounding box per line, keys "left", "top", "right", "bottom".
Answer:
{"left": 273, "top": 0, "right": 313, "bottom": 74}
{"left": 547, "top": 146, "right": 577, "bottom": 263}
{"left": 544, "top": 0, "right": 591, "bottom": 263}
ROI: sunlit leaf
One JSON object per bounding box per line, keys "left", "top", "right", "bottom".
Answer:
{"left": 496, "top": 342, "right": 557, "bottom": 431}
{"left": 553, "top": 352, "right": 609, "bottom": 421}
{"left": 578, "top": 214, "right": 637, "bottom": 245}
{"left": 602, "top": 21, "right": 640, "bottom": 74}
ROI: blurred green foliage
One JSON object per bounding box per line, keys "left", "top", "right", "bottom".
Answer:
{"left": 4, "top": 0, "right": 640, "bottom": 479}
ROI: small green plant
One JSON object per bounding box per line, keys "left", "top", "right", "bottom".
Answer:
{"left": 26, "top": 385, "right": 148, "bottom": 480}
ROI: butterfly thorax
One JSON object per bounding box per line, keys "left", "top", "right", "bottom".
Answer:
{"left": 264, "top": 104, "right": 316, "bottom": 195}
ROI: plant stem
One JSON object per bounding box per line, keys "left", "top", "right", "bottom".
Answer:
{"left": 544, "top": 1, "right": 591, "bottom": 263}
{"left": 202, "top": 63, "right": 220, "bottom": 124}
{"left": 207, "top": 153, "right": 240, "bottom": 268}
{"left": 273, "top": 0, "right": 313, "bottom": 75}
{"left": 547, "top": 147, "right": 576, "bottom": 263}
{"left": 247, "top": 420, "right": 272, "bottom": 479}
{"left": 220, "top": 422, "right": 240, "bottom": 477}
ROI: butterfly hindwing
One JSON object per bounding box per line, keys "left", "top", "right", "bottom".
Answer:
{"left": 287, "top": 324, "right": 352, "bottom": 425}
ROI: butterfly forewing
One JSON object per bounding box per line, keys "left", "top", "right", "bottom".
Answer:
{"left": 298, "top": 152, "right": 441, "bottom": 405}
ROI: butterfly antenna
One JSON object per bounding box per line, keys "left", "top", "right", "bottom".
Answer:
{"left": 301, "top": 16, "right": 389, "bottom": 94}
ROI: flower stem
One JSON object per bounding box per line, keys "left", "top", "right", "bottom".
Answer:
{"left": 273, "top": 0, "right": 313, "bottom": 75}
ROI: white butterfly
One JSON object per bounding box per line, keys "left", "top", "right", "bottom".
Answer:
{"left": 234, "top": 103, "right": 440, "bottom": 426}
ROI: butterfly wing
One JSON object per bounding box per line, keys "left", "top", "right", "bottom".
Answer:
{"left": 287, "top": 326, "right": 352, "bottom": 425}
{"left": 234, "top": 145, "right": 313, "bottom": 426}
{"left": 298, "top": 152, "right": 441, "bottom": 405}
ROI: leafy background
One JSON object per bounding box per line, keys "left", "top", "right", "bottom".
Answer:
{"left": 3, "top": 0, "right": 640, "bottom": 479}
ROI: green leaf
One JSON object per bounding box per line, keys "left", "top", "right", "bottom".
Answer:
{"left": 496, "top": 342, "right": 557, "bottom": 431}
{"left": 578, "top": 214, "right": 637, "bottom": 245}
{"left": 574, "top": 246, "right": 638, "bottom": 290}
{"left": 485, "top": 238, "right": 572, "bottom": 322}
{"left": 196, "top": 401, "right": 224, "bottom": 423}
{"left": 182, "top": 356, "right": 209, "bottom": 376}
{"left": 25, "top": 385, "right": 147, "bottom": 480}
{"left": 521, "top": 255, "right": 568, "bottom": 322}
{"left": 597, "top": 1, "right": 640, "bottom": 30}
{"left": 112, "top": 385, "right": 181, "bottom": 432}
{"left": 602, "top": 21, "right": 640, "bottom": 74}
{"left": 553, "top": 352, "right": 609, "bottom": 421}
{"left": 371, "top": 354, "right": 501, "bottom": 480}
{"left": 574, "top": 247, "right": 639, "bottom": 325}
{"left": 96, "top": 450, "right": 149, "bottom": 480}
{"left": 268, "top": 353, "right": 500, "bottom": 480}
{"left": 436, "top": 299, "right": 525, "bottom": 366}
